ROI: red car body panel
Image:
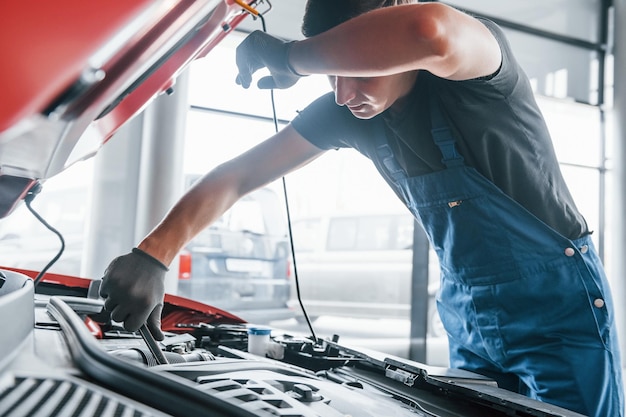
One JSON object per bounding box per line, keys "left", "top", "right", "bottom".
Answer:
{"left": 5, "top": 267, "right": 247, "bottom": 333}
{"left": 0, "top": 0, "right": 256, "bottom": 217}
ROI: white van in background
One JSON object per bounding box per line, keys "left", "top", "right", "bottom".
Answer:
{"left": 289, "top": 213, "right": 444, "bottom": 337}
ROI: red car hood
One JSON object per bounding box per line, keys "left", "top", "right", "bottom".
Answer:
{"left": 0, "top": 0, "right": 257, "bottom": 217}
{"left": 4, "top": 267, "right": 247, "bottom": 330}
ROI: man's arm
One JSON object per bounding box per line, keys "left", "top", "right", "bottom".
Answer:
{"left": 138, "top": 125, "right": 325, "bottom": 265}
{"left": 290, "top": 3, "right": 501, "bottom": 81}
{"left": 99, "top": 125, "right": 325, "bottom": 337}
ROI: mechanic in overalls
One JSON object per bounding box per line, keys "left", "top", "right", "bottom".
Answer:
{"left": 99, "top": 1, "right": 624, "bottom": 415}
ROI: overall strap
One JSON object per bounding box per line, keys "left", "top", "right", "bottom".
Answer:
{"left": 430, "top": 92, "right": 465, "bottom": 168}
{"left": 373, "top": 82, "right": 465, "bottom": 183}
{"left": 374, "top": 121, "right": 407, "bottom": 183}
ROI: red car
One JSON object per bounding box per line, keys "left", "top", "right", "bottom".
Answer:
{"left": 0, "top": 1, "right": 584, "bottom": 416}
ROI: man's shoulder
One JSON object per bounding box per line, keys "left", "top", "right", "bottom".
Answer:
{"left": 292, "top": 92, "right": 380, "bottom": 151}
{"left": 476, "top": 17, "right": 504, "bottom": 37}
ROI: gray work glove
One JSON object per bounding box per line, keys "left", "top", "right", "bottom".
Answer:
{"left": 99, "top": 248, "right": 168, "bottom": 341}
{"left": 235, "top": 30, "right": 303, "bottom": 90}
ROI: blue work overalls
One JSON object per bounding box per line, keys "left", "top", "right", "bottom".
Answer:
{"left": 375, "top": 99, "right": 624, "bottom": 417}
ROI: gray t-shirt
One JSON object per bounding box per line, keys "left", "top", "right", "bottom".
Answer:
{"left": 291, "top": 19, "right": 588, "bottom": 240}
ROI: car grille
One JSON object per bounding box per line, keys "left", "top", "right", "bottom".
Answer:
{"left": 0, "top": 374, "right": 162, "bottom": 417}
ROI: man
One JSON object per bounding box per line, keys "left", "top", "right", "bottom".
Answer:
{"left": 99, "top": 1, "right": 624, "bottom": 415}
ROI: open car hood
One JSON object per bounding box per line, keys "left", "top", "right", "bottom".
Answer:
{"left": 0, "top": 0, "right": 258, "bottom": 218}
{"left": 0, "top": 269, "right": 584, "bottom": 417}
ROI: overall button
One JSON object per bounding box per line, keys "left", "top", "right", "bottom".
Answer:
{"left": 594, "top": 298, "right": 605, "bottom": 309}
{"left": 580, "top": 245, "right": 589, "bottom": 254}
{"left": 564, "top": 247, "right": 576, "bottom": 257}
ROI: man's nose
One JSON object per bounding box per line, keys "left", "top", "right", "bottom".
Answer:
{"left": 334, "top": 77, "right": 357, "bottom": 106}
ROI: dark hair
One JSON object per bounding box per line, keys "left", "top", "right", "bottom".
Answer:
{"left": 302, "top": 0, "right": 417, "bottom": 37}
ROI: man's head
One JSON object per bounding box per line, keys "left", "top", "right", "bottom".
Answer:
{"left": 302, "top": 0, "right": 416, "bottom": 38}
{"left": 301, "top": 0, "right": 419, "bottom": 119}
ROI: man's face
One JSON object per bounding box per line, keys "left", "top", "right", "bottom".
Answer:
{"left": 329, "top": 72, "right": 417, "bottom": 119}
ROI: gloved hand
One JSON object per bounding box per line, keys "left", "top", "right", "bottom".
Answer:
{"left": 235, "top": 30, "right": 303, "bottom": 90}
{"left": 99, "top": 248, "right": 168, "bottom": 341}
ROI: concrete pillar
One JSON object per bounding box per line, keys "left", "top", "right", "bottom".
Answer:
{"left": 409, "top": 224, "right": 429, "bottom": 363}
{"left": 83, "top": 70, "right": 190, "bottom": 296}
{"left": 612, "top": 0, "right": 626, "bottom": 356}
{"left": 136, "top": 71, "right": 190, "bottom": 294}
{"left": 82, "top": 114, "right": 143, "bottom": 279}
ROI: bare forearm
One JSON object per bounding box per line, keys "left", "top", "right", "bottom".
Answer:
{"left": 291, "top": 5, "right": 441, "bottom": 76}
{"left": 137, "top": 163, "right": 244, "bottom": 266}
{"left": 136, "top": 127, "right": 324, "bottom": 266}
{"left": 289, "top": 3, "right": 500, "bottom": 81}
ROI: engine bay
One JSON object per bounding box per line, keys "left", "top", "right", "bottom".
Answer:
{"left": 0, "top": 269, "right": 582, "bottom": 417}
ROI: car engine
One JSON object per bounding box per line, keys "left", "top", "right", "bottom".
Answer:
{"left": 0, "top": 269, "right": 582, "bottom": 417}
